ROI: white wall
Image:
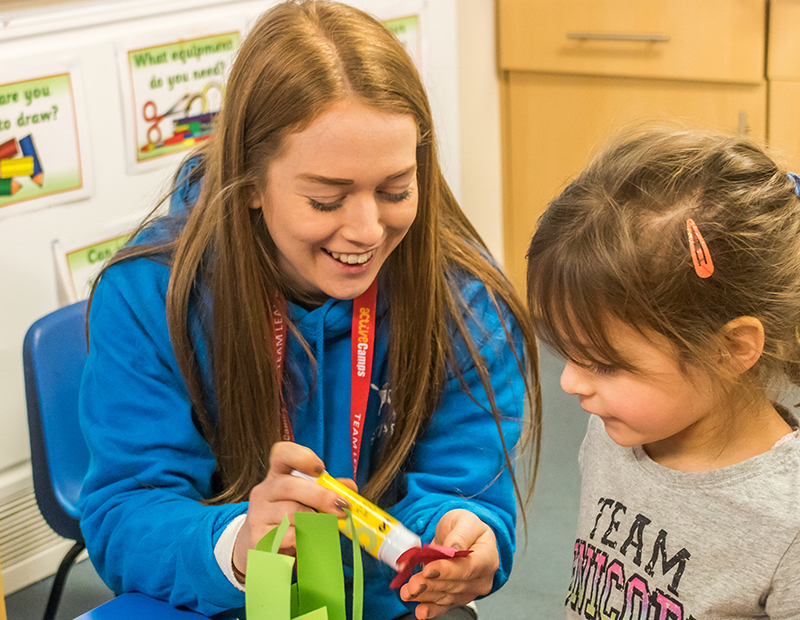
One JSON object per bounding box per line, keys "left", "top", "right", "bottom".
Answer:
{"left": 0, "top": 0, "right": 503, "bottom": 481}
{"left": 456, "top": 0, "right": 504, "bottom": 261}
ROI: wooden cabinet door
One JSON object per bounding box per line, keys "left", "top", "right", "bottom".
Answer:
{"left": 768, "top": 81, "right": 800, "bottom": 171}
{"left": 767, "top": 0, "right": 800, "bottom": 172}
{"left": 502, "top": 72, "right": 766, "bottom": 293}
{"left": 498, "top": 0, "right": 765, "bottom": 83}
{"left": 768, "top": 0, "right": 800, "bottom": 80}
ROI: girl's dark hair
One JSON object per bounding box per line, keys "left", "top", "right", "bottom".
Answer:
{"left": 527, "top": 126, "right": 800, "bottom": 394}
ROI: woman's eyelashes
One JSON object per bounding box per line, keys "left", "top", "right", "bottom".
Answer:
{"left": 307, "top": 188, "right": 413, "bottom": 212}
{"left": 381, "top": 188, "right": 412, "bottom": 203}
{"left": 309, "top": 197, "right": 344, "bottom": 212}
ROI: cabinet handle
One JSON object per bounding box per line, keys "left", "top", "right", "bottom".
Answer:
{"left": 737, "top": 111, "right": 749, "bottom": 137}
{"left": 566, "top": 32, "right": 670, "bottom": 42}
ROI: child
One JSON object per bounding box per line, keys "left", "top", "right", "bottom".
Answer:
{"left": 526, "top": 127, "right": 800, "bottom": 618}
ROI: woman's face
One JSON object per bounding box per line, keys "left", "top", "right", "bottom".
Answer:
{"left": 253, "top": 97, "right": 419, "bottom": 302}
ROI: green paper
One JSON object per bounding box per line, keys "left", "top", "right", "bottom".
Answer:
{"left": 245, "top": 511, "right": 365, "bottom": 620}
{"left": 247, "top": 515, "right": 294, "bottom": 620}
{"left": 296, "top": 512, "right": 346, "bottom": 620}
{"left": 291, "top": 582, "right": 300, "bottom": 617}
{"left": 271, "top": 516, "right": 291, "bottom": 554}
{"left": 245, "top": 548, "right": 295, "bottom": 620}
{"left": 347, "top": 510, "right": 363, "bottom": 620}
{"left": 254, "top": 514, "right": 290, "bottom": 553}
{"left": 295, "top": 609, "right": 329, "bottom": 620}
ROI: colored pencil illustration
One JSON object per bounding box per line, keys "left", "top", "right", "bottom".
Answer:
{"left": 174, "top": 112, "right": 215, "bottom": 125}
{"left": 0, "top": 177, "right": 21, "bottom": 196}
{"left": 19, "top": 134, "right": 43, "bottom": 186}
{"left": 0, "top": 138, "right": 18, "bottom": 160}
{"left": 0, "top": 156, "right": 34, "bottom": 179}
{"left": 163, "top": 132, "right": 188, "bottom": 145}
{"left": 137, "top": 99, "right": 218, "bottom": 156}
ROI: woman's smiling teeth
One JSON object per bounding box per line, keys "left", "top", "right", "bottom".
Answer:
{"left": 328, "top": 249, "right": 375, "bottom": 265}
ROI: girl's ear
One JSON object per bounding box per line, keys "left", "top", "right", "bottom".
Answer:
{"left": 720, "top": 316, "right": 765, "bottom": 375}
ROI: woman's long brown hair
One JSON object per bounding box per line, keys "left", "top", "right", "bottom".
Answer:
{"left": 93, "top": 0, "right": 540, "bottom": 510}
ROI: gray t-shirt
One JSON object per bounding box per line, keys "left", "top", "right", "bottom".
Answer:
{"left": 566, "top": 415, "right": 800, "bottom": 619}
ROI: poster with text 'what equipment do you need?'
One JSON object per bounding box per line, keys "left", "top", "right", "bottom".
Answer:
{"left": 118, "top": 22, "right": 243, "bottom": 174}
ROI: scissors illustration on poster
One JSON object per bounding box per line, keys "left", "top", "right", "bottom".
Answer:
{"left": 118, "top": 21, "right": 243, "bottom": 173}
{"left": 140, "top": 85, "right": 221, "bottom": 154}
{"left": 0, "top": 64, "right": 92, "bottom": 219}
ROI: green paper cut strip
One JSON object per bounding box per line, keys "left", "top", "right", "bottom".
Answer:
{"left": 245, "top": 510, "right": 363, "bottom": 620}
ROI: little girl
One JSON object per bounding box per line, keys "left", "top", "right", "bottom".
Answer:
{"left": 526, "top": 128, "right": 800, "bottom": 619}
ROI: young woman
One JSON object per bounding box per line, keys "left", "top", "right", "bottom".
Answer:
{"left": 79, "top": 2, "right": 540, "bottom": 619}
{"left": 527, "top": 127, "right": 800, "bottom": 618}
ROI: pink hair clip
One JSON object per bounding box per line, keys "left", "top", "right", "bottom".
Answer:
{"left": 686, "top": 218, "right": 714, "bottom": 278}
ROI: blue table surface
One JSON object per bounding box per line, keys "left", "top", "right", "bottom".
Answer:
{"left": 74, "top": 593, "right": 212, "bottom": 619}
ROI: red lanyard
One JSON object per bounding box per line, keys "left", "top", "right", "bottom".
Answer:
{"left": 271, "top": 302, "right": 291, "bottom": 443}
{"left": 272, "top": 280, "right": 378, "bottom": 480}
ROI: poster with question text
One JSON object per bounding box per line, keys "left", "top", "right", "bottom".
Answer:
{"left": 383, "top": 14, "right": 422, "bottom": 69}
{"left": 52, "top": 216, "right": 139, "bottom": 304}
{"left": 0, "top": 66, "right": 91, "bottom": 219}
{"left": 118, "top": 21, "right": 243, "bottom": 174}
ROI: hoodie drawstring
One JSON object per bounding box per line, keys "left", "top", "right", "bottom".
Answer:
{"left": 313, "top": 303, "right": 330, "bottom": 461}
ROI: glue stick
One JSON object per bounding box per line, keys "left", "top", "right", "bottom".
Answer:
{"left": 292, "top": 470, "right": 421, "bottom": 570}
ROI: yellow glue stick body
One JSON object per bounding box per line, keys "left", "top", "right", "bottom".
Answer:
{"left": 292, "top": 470, "right": 421, "bottom": 570}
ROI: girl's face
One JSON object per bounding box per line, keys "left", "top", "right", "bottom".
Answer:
{"left": 253, "top": 97, "right": 419, "bottom": 302}
{"left": 559, "top": 320, "right": 721, "bottom": 454}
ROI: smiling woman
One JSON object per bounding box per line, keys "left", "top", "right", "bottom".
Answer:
{"left": 252, "top": 99, "right": 419, "bottom": 304}
{"left": 77, "top": 2, "right": 541, "bottom": 620}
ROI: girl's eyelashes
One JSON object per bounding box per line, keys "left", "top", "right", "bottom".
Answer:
{"left": 569, "top": 357, "right": 618, "bottom": 376}
{"left": 588, "top": 363, "right": 617, "bottom": 377}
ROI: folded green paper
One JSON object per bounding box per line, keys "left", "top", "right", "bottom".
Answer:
{"left": 246, "top": 510, "right": 363, "bottom": 620}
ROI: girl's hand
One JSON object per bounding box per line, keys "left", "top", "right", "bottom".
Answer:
{"left": 232, "top": 442, "right": 356, "bottom": 580}
{"left": 399, "top": 509, "right": 499, "bottom": 619}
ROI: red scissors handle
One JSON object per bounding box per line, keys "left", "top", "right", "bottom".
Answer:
{"left": 143, "top": 100, "right": 163, "bottom": 145}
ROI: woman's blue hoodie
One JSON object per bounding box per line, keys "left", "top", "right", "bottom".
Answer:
{"left": 78, "top": 161, "right": 527, "bottom": 618}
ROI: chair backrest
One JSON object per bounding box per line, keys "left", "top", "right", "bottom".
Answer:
{"left": 23, "top": 300, "right": 89, "bottom": 542}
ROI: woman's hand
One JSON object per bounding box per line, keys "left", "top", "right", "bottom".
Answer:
{"left": 399, "top": 509, "right": 499, "bottom": 619}
{"left": 232, "top": 442, "right": 356, "bottom": 580}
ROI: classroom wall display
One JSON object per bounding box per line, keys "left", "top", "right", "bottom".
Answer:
{"left": 383, "top": 13, "right": 423, "bottom": 70}
{"left": 118, "top": 20, "right": 245, "bottom": 174}
{"left": 0, "top": 64, "right": 92, "bottom": 220}
{"left": 52, "top": 216, "right": 139, "bottom": 304}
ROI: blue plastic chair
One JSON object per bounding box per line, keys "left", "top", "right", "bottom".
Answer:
{"left": 22, "top": 299, "right": 90, "bottom": 620}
